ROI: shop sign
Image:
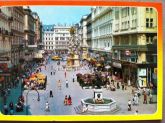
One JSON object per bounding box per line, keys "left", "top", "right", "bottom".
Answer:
{"left": 138, "top": 77, "right": 147, "bottom": 87}
{"left": 138, "top": 68, "right": 146, "bottom": 76}
{"left": 125, "top": 50, "right": 131, "bottom": 56}
{"left": 0, "top": 57, "right": 9, "bottom": 61}
{"left": 112, "top": 62, "right": 122, "bottom": 68}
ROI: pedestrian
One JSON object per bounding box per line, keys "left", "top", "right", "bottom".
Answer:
{"left": 64, "top": 95, "right": 68, "bottom": 105}
{"left": 49, "top": 90, "right": 53, "bottom": 97}
{"left": 58, "top": 80, "right": 61, "bottom": 90}
{"left": 134, "top": 110, "right": 138, "bottom": 115}
{"left": 66, "top": 80, "right": 68, "bottom": 88}
{"left": 149, "top": 93, "right": 153, "bottom": 104}
{"left": 3, "top": 104, "right": 8, "bottom": 115}
{"left": 122, "top": 83, "right": 125, "bottom": 90}
{"left": 51, "top": 71, "right": 52, "bottom": 75}
{"left": 9, "top": 101, "right": 14, "bottom": 110}
{"left": 72, "top": 74, "right": 75, "bottom": 82}
{"left": 64, "top": 71, "right": 66, "bottom": 78}
{"left": 117, "top": 82, "right": 120, "bottom": 89}
{"left": 54, "top": 71, "right": 56, "bottom": 75}
{"left": 67, "top": 95, "right": 72, "bottom": 105}
{"left": 128, "top": 100, "right": 131, "bottom": 111}
{"left": 143, "top": 92, "right": 147, "bottom": 104}
{"left": 45, "top": 101, "right": 50, "bottom": 112}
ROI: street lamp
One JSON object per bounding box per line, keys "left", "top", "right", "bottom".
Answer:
{"left": 26, "top": 88, "right": 40, "bottom": 115}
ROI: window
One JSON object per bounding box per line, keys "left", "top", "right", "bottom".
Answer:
{"left": 146, "top": 8, "right": 149, "bottom": 12}
{"left": 146, "top": 18, "right": 153, "bottom": 28}
{"left": 150, "top": 18, "right": 153, "bottom": 28}
{"left": 150, "top": 8, "right": 153, "bottom": 13}
{"left": 60, "top": 37, "right": 65, "bottom": 40}
{"left": 55, "top": 37, "right": 58, "bottom": 40}
{"left": 146, "top": 18, "right": 149, "bottom": 28}
{"left": 115, "top": 9, "right": 119, "bottom": 20}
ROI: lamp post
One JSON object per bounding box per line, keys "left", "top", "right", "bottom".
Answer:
{"left": 26, "top": 88, "right": 40, "bottom": 115}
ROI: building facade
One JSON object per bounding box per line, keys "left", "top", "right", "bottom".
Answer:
{"left": 86, "top": 13, "right": 92, "bottom": 49}
{"left": 0, "top": 7, "right": 13, "bottom": 89}
{"left": 23, "top": 6, "right": 35, "bottom": 46}
{"left": 43, "top": 25, "right": 71, "bottom": 54}
{"left": 112, "top": 7, "right": 157, "bottom": 88}
{"left": 80, "top": 15, "right": 89, "bottom": 59}
{"left": 91, "top": 7, "right": 113, "bottom": 53}
{"left": 43, "top": 25, "right": 55, "bottom": 52}
{"left": 10, "top": 7, "right": 25, "bottom": 66}
{"left": 23, "top": 7, "right": 36, "bottom": 61}
{"left": 32, "top": 12, "right": 42, "bottom": 45}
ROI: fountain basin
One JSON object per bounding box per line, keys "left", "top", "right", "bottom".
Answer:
{"left": 81, "top": 97, "right": 117, "bottom": 112}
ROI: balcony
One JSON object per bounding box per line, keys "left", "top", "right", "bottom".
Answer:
{"left": 9, "top": 32, "right": 14, "bottom": 36}
{"left": 5, "top": 30, "right": 9, "bottom": 35}
{"left": 112, "top": 44, "right": 157, "bottom": 52}
{"left": 8, "top": 16, "right": 13, "bottom": 21}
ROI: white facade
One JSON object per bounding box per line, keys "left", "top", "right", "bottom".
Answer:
{"left": 44, "top": 30, "right": 55, "bottom": 50}
{"left": 91, "top": 7, "right": 113, "bottom": 52}
{"left": 80, "top": 15, "right": 88, "bottom": 47}
{"left": 43, "top": 25, "right": 71, "bottom": 53}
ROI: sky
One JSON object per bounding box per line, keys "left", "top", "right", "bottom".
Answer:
{"left": 31, "top": 6, "right": 91, "bottom": 25}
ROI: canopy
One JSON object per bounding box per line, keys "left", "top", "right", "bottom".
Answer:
{"left": 37, "top": 79, "right": 45, "bottom": 84}
{"left": 36, "top": 73, "right": 46, "bottom": 79}
{"left": 29, "top": 77, "right": 37, "bottom": 81}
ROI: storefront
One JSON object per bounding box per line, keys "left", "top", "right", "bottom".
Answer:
{"left": 122, "top": 61, "right": 157, "bottom": 88}
{"left": 122, "top": 62, "right": 137, "bottom": 86}
{"left": 112, "top": 60, "right": 123, "bottom": 80}
{"left": 137, "top": 63, "right": 157, "bottom": 88}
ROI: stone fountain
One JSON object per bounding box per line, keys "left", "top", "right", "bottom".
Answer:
{"left": 81, "top": 89, "right": 117, "bottom": 112}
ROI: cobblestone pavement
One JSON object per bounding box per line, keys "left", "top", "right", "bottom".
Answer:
{"left": 23, "top": 59, "right": 157, "bottom": 115}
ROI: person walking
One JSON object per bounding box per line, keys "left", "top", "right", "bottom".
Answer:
{"left": 65, "top": 80, "right": 68, "bottom": 88}
{"left": 149, "top": 93, "right": 153, "bottom": 104}
{"left": 122, "top": 83, "right": 125, "bottom": 90}
{"left": 68, "top": 95, "right": 72, "bottom": 105}
{"left": 45, "top": 101, "right": 50, "bottom": 112}
{"left": 143, "top": 92, "right": 148, "bottom": 104}
{"left": 128, "top": 100, "right": 132, "bottom": 111}
{"left": 49, "top": 90, "right": 53, "bottom": 97}
{"left": 72, "top": 74, "right": 75, "bottom": 82}
{"left": 64, "top": 95, "right": 68, "bottom": 105}
{"left": 134, "top": 110, "right": 138, "bottom": 115}
{"left": 3, "top": 104, "right": 8, "bottom": 115}
{"left": 58, "top": 80, "right": 61, "bottom": 90}
{"left": 51, "top": 71, "right": 52, "bottom": 75}
{"left": 64, "top": 71, "right": 66, "bottom": 78}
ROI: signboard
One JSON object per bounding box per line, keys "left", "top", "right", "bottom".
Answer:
{"left": 0, "top": 57, "right": 10, "bottom": 61}
{"left": 138, "top": 68, "right": 146, "bottom": 76}
{"left": 125, "top": 50, "right": 131, "bottom": 56}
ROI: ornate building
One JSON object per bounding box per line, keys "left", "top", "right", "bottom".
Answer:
{"left": 112, "top": 7, "right": 157, "bottom": 87}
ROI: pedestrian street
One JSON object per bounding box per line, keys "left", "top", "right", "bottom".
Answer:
{"left": 22, "top": 59, "right": 157, "bottom": 115}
